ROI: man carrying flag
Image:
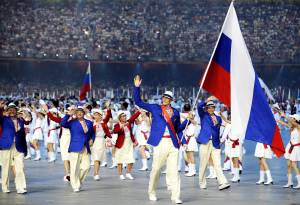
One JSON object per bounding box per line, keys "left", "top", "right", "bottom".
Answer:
{"left": 197, "top": 1, "right": 285, "bottom": 161}
{"left": 79, "top": 62, "right": 92, "bottom": 101}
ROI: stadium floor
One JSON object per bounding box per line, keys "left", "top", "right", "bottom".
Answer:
{"left": 0, "top": 151, "right": 299, "bottom": 205}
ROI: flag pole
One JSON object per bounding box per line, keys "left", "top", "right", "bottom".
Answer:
{"left": 180, "top": 1, "right": 234, "bottom": 142}
{"left": 89, "top": 61, "right": 92, "bottom": 99}
{"left": 191, "top": 1, "right": 234, "bottom": 110}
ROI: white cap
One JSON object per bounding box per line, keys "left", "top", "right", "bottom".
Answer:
{"left": 117, "top": 111, "right": 126, "bottom": 119}
{"left": 206, "top": 101, "right": 216, "bottom": 107}
{"left": 290, "top": 114, "right": 300, "bottom": 122}
{"left": 49, "top": 107, "right": 58, "bottom": 113}
{"left": 162, "top": 91, "right": 174, "bottom": 100}
{"left": 39, "top": 99, "right": 46, "bottom": 105}
{"left": 36, "top": 109, "right": 46, "bottom": 115}
{"left": 7, "top": 103, "right": 17, "bottom": 109}
{"left": 272, "top": 103, "right": 280, "bottom": 111}
{"left": 92, "top": 108, "right": 103, "bottom": 115}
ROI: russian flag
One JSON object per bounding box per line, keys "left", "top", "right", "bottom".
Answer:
{"left": 201, "top": 2, "right": 285, "bottom": 157}
{"left": 79, "top": 62, "right": 92, "bottom": 101}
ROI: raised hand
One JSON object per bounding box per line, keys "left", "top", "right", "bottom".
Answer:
{"left": 104, "top": 100, "right": 111, "bottom": 109}
{"left": 41, "top": 104, "right": 48, "bottom": 113}
{"left": 0, "top": 101, "right": 6, "bottom": 109}
{"left": 206, "top": 96, "right": 217, "bottom": 103}
{"left": 134, "top": 75, "right": 142, "bottom": 87}
{"left": 67, "top": 107, "right": 76, "bottom": 116}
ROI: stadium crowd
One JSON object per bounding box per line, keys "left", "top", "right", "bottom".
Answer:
{"left": 0, "top": 0, "right": 299, "bottom": 63}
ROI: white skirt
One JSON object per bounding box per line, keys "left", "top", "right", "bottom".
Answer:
{"left": 46, "top": 131, "right": 59, "bottom": 144}
{"left": 224, "top": 139, "right": 231, "bottom": 156}
{"left": 26, "top": 133, "right": 32, "bottom": 143}
{"left": 229, "top": 140, "right": 242, "bottom": 158}
{"left": 254, "top": 143, "right": 273, "bottom": 159}
{"left": 115, "top": 137, "right": 135, "bottom": 164}
{"left": 31, "top": 128, "right": 43, "bottom": 140}
{"left": 284, "top": 143, "right": 300, "bottom": 161}
{"left": 186, "top": 137, "right": 198, "bottom": 152}
{"left": 60, "top": 130, "right": 71, "bottom": 161}
{"left": 136, "top": 131, "right": 148, "bottom": 146}
{"left": 91, "top": 137, "right": 106, "bottom": 161}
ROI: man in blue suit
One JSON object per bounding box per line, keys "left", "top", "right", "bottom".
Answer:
{"left": 61, "top": 106, "right": 95, "bottom": 192}
{"left": 134, "top": 75, "right": 191, "bottom": 204}
{"left": 0, "top": 102, "right": 29, "bottom": 194}
{"left": 197, "top": 96, "right": 230, "bottom": 191}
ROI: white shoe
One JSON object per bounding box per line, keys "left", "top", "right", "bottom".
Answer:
{"left": 219, "top": 183, "right": 231, "bottom": 190}
{"left": 264, "top": 179, "right": 273, "bottom": 185}
{"left": 138, "top": 167, "right": 148, "bottom": 171}
{"left": 33, "top": 156, "right": 41, "bottom": 161}
{"left": 120, "top": 175, "right": 126, "bottom": 180}
{"left": 73, "top": 188, "right": 80, "bottom": 192}
{"left": 109, "top": 164, "right": 117, "bottom": 169}
{"left": 90, "top": 161, "right": 94, "bottom": 166}
{"left": 199, "top": 183, "right": 207, "bottom": 189}
{"left": 48, "top": 158, "right": 56, "bottom": 163}
{"left": 125, "top": 173, "right": 134, "bottom": 180}
{"left": 231, "top": 177, "right": 240, "bottom": 183}
{"left": 149, "top": 194, "right": 157, "bottom": 201}
{"left": 161, "top": 169, "right": 167, "bottom": 174}
{"left": 100, "top": 162, "right": 107, "bottom": 167}
{"left": 24, "top": 155, "right": 31, "bottom": 160}
{"left": 293, "top": 184, "right": 300, "bottom": 189}
{"left": 206, "top": 174, "right": 216, "bottom": 179}
{"left": 256, "top": 179, "right": 264, "bottom": 185}
{"left": 172, "top": 199, "right": 183, "bottom": 204}
{"left": 283, "top": 183, "right": 293, "bottom": 188}
{"left": 293, "top": 175, "right": 300, "bottom": 189}
{"left": 185, "top": 171, "right": 196, "bottom": 177}
{"left": 17, "top": 189, "right": 27, "bottom": 194}
{"left": 94, "top": 175, "right": 100, "bottom": 181}
{"left": 3, "top": 189, "right": 10, "bottom": 193}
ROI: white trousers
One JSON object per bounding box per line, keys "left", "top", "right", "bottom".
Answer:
{"left": 69, "top": 147, "right": 90, "bottom": 190}
{"left": 0, "top": 143, "right": 26, "bottom": 192}
{"left": 148, "top": 138, "right": 180, "bottom": 200}
{"left": 198, "top": 140, "right": 228, "bottom": 187}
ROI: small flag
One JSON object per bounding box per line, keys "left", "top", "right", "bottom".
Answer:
{"left": 79, "top": 62, "right": 92, "bottom": 101}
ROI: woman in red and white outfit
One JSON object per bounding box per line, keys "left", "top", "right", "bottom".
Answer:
{"left": 254, "top": 142, "right": 273, "bottom": 185}
{"left": 113, "top": 110, "right": 140, "bottom": 180}
{"left": 253, "top": 104, "right": 281, "bottom": 185}
{"left": 135, "top": 109, "right": 151, "bottom": 171}
{"left": 45, "top": 107, "right": 60, "bottom": 163}
{"left": 220, "top": 113, "right": 242, "bottom": 183}
{"left": 44, "top": 104, "right": 73, "bottom": 182}
{"left": 91, "top": 103, "right": 112, "bottom": 180}
{"left": 281, "top": 114, "right": 300, "bottom": 189}
{"left": 31, "top": 108, "right": 47, "bottom": 161}
{"left": 180, "top": 104, "right": 199, "bottom": 177}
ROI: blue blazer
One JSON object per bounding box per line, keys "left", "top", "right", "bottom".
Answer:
{"left": 196, "top": 101, "right": 222, "bottom": 149}
{"left": 133, "top": 86, "right": 187, "bottom": 149}
{"left": 0, "top": 109, "right": 27, "bottom": 155}
{"left": 61, "top": 115, "right": 95, "bottom": 154}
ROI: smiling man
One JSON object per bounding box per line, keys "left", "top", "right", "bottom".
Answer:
{"left": 133, "top": 75, "right": 192, "bottom": 204}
